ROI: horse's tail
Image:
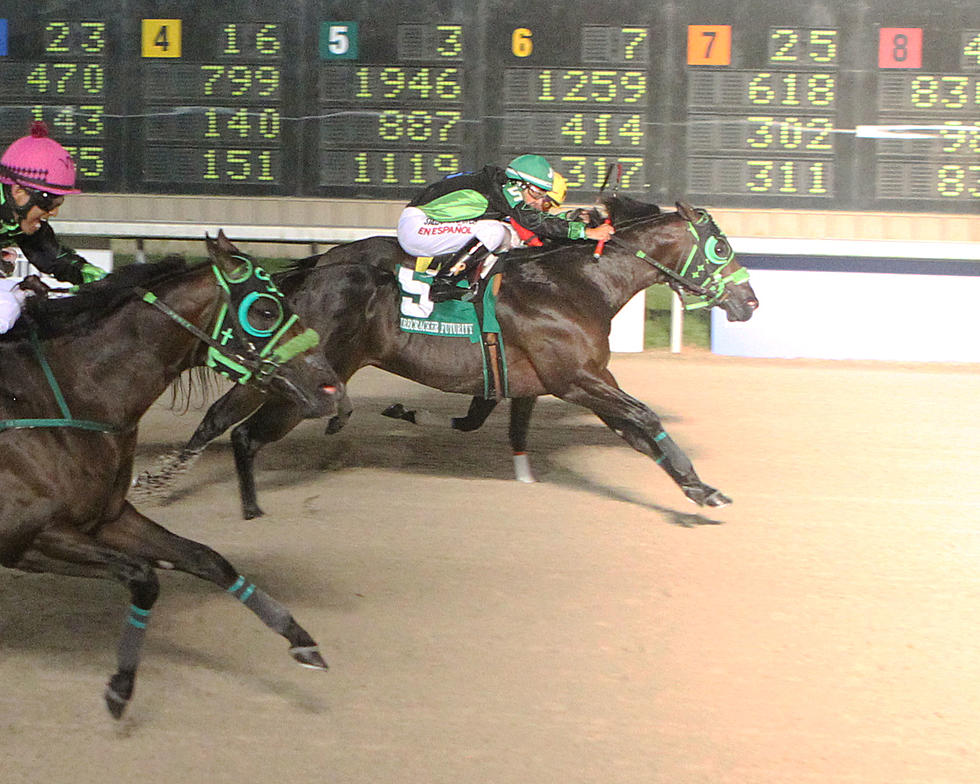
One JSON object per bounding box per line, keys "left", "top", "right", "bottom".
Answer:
{"left": 130, "top": 447, "right": 205, "bottom": 503}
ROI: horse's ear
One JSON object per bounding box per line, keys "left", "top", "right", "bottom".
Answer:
{"left": 207, "top": 229, "right": 249, "bottom": 277}
{"left": 675, "top": 201, "right": 698, "bottom": 222}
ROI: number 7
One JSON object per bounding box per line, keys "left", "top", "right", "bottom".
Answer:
{"left": 687, "top": 25, "right": 732, "bottom": 66}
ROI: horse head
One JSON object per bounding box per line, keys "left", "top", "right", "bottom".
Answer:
{"left": 598, "top": 195, "right": 757, "bottom": 323}
{"left": 670, "top": 202, "right": 758, "bottom": 322}
{"left": 204, "top": 230, "right": 341, "bottom": 417}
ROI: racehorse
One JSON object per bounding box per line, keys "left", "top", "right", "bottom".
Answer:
{"left": 0, "top": 231, "right": 340, "bottom": 719}
{"left": 138, "top": 196, "right": 758, "bottom": 519}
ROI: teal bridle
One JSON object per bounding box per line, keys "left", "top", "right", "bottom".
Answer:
{"left": 0, "top": 258, "right": 319, "bottom": 434}
{"left": 143, "top": 253, "right": 319, "bottom": 386}
{"left": 626, "top": 210, "right": 751, "bottom": 311}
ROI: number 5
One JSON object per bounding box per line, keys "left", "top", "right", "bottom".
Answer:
{"left": 320, "top": 22, "right": 359, "bottom": 60}
{"left": 329, "top": 26, "right": 349, "bottom": 54}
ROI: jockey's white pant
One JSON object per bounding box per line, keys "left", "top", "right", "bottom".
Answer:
{"left": 0, "top": 278, "right": 28, "bottom": 334}
{"left": 397, "top": 207, "right": 518, "bottom": 257}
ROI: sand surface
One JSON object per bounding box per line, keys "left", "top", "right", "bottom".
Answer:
{"left": 1, "top": 352, "right": 977, "bottom": 784}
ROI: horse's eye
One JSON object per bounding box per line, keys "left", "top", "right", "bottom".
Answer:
{"left": 245, "top": 297, "right": 283, "bottom": 334}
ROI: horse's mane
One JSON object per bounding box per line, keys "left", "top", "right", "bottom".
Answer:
{"left": 2, "top": 255, "right": 197, "bottom": 342}
{"left": 600, "top": 193, "right": 662, "bottom": 225}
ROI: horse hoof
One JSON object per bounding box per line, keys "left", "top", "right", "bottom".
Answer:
{"left": 704, "top": 489, "right": 732, "bottom": 507}
{"left": 242, "top": 506, "right": 265, "bottom": 520}
{"left": 290, "top": 645, "right": 329, "bottom": 671}
{"left": 683, "top": 485, "right": 732, "bottom": 508}
{"left": 382, "top": 403, "right": 417, "bottom": 424}
{"left": 104, "top": 674, "right": 133, "bottom": 719}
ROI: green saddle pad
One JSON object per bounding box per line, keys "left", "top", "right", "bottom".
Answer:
{"left": 396, "top": 267, "right": 502, "bottom": 343}
{"left": 396, "top": 267, "right": 508, "bottom": 398}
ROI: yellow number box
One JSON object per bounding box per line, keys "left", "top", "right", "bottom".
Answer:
{"left": 142, "top": 19, "right": 182, "bottom": 58}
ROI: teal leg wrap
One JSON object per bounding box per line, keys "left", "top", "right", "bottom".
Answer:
{"left": 228, "top": 575, "right": 291, "bottom": 634}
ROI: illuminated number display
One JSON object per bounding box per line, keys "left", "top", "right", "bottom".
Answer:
{"left": 0, "top": 15, "right": 110, "bottom": 186}
{"left": 503, "top": 68, "right": 649, "bottom": 106}
{"left": 317, "top": 12, "right": 472, "bottom": 190}
{"left": 2, "top": 1, "right": 979, "bottom": 210}
{"left": 767, "top": 29, "right": 839, "bottom": 66}
{"left": 875, "top": 17, "right": 980, "bottom": 202}
{"left": 319, "top": 66, "right": 463, "bottom": 104}
{"left": 684, "top": 14, "right": 843, "bottom": 203}
{"left": 688, "top": 71, "right": 837, "bottom": 112}
{"left": 140, "top": 10, "right": 286, "bottom": 192}
{"left": 688, "top": 158, "right": 833, "bottom": 196}
{"left": 492, "top": 16, "right": 653, "bottom": 197}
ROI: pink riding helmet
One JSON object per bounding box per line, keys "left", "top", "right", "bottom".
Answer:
{"left": 0, "top": 121, "right": 80, "bottom": 195}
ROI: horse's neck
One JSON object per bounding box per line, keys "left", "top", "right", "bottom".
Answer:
{"left": 576, "top": 219, "right": 682, "bottom": 313}
{"left": 38, "top": 275, "right": 214, "bottom": 427}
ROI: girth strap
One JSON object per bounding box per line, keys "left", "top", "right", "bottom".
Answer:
{"left": 0, "top": 324, "right": 120, "bottom": 433}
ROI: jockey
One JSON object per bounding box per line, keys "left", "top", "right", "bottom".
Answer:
{"left": 397, "top": 154, "right": 615, "bottom": 302}
{"left": 0, "top": 122, "right": 107, "bottom": 333}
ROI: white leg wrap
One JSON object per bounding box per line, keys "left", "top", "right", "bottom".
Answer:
{"left": 513, "top": 452, "right": 536, "bottom": 483}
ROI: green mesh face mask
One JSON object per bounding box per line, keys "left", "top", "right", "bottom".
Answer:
{"left": 675, "top": 211, "right": 751, "bottom": 311}
{"left": 206, "top": 254, "right": 320, "bottom": 385}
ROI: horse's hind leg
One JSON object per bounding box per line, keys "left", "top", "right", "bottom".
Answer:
{"left": 230, "top": 398, "right": 307, "bottom": 519}
{"left": 17, "top": 527, "right": 161, "bottom": 719}
{"left": 452, "top": 396, "right": 498, "bottom": 431}
{"left": 562, "top": 372, "right": 730, "bottom": 507}
{"left": 98, "top": 503, "right": 328, "bottom": 671}
{"left": 508, "top": 396, "right": 537, "bottom": 483}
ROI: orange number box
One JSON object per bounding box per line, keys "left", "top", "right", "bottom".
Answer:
{"left": 878, "top": 27, "right": 922, "bottom": 68}
{"left": 688, "top": 25, "right": 732, "bottom": 66}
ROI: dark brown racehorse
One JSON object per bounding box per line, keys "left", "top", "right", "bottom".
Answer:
{"left": 139, "top": 196, "right": 758, "bottom": 519}
{"left": 0, "top": 232, "right": 340, "bottom": 718}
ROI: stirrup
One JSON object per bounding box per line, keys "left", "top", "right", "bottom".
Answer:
{"left": 428, "top": 277, "right": 468, "bottom": 302}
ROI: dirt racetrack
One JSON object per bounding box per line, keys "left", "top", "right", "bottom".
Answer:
{"left": 1, "top": 351, "right": 978, "bottom": 784}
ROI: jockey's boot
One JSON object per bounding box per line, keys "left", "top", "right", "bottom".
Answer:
{"left": 428, "top": 238, "right": 492, "bottom": 303}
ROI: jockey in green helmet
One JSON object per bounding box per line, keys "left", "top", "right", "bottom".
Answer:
{"left": 397, "top": 154, "right": 614, "bottom": 302}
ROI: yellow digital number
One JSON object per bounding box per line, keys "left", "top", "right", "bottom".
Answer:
{"left": 512, "top": 28, "right": 533, "bottom": 58}
{"left": 619, "top": 115, "right": 644, "bottom": 145}
{"left": 937, "top": 164, "right": 980, "bottom": 197}
{"left": 436, "top": 25, "right": 462, "bottom": 57}
{"left": 769, "top": 29, "right": 799, "bottom": 62}
{"left": 62, "top": 145, "right": 104, "bottom": 177}
{"left": 622, "top": 28, "right": 648, "bottom": 61}
{"left": 560, "top": 114, "right": 586, "bottom": 145}
{"left": 747, "top": 160, "right": 774, "bottom": 192}
{"left": 962, "top": 32, "right": 980, "bottom": 67}
{"left": 809, "top": 30, "right": 837, "bottom": 63}
{"left": 45, "top": 22, "right": 71, "bottom": 53}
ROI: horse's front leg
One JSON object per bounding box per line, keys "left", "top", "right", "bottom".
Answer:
{"left": 231, "top": 397, "right": 308, "bottom": 519}
{"left": 561, "top": 372, "right": 730, "bottom": 508}
{"left": 16, "top": 527, "right": 161, "bottom": 719}
{"left": 97, "top": 502, "right": 328, "bottom": 670}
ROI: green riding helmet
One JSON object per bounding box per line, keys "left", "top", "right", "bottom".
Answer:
{"left": 505, "top": 154, "right": 555, "bottom": 191}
